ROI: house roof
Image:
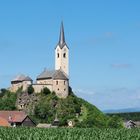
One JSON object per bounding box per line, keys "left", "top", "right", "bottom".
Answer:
{"left": 37, "top": 70, "right": 55, "bottom": 80}
{"left": 0, "top": 117, "right": 10, "bottom": 127}
{"left": 23, "top": 76, "right": 33, "bottom": 81}
{"left": 11, "top": 75, "right": 32, "bottom": 82}
{"left": 127, "top": 120, "right": 136, "bottom": 125}
{"left": 37, "top": 69, "right": 68, "bottom": 80}
{"left": 0, "top": 111, "right": 27, "bottom": 123}
{"left": 11, "top": 74, "right": 26, "bottom": 82}
{"left": 53, "top": 70, "right": 68, "bottom": 80}
{"left": 37, "top": 123, "right": 51, "bottom": 128}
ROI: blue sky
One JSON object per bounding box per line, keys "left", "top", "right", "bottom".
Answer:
{"left": 0, "top": 0, "right": 140, "bottom": 111}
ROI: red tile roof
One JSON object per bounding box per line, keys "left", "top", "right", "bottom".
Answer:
{"left": 0, "top": 111, "right": 27, "bottom": 123}
{"left": 0, "top": 117, "right": 10, "bottom": 127}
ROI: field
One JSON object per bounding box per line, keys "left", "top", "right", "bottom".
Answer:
{"left": 0, "top": 127, "right": 140, "bottom": 140}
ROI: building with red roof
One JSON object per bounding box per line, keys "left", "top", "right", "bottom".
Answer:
{"left": 0, "top": 111, "right": 36, "bottom": 127}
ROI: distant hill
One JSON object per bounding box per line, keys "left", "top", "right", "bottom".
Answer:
{"left": 107, "top": 112, "right": 140, "bottom": 121}
{"left": 104, "top": 108, "right": 140, "bottom": 114}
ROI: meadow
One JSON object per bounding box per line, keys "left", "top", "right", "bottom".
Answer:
{"left": 0, "top": 127, "right": 140, "bottom": 140}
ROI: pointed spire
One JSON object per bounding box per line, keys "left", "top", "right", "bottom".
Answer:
{"left": 58, "top": 22, "right": 66, "bottom": 48}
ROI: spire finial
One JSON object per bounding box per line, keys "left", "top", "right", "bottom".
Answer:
{"left": 59, "top": 21, "right": 65, "bottom": 46}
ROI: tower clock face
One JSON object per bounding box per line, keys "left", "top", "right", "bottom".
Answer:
{"left": 57, "top": 49, "right": 59, "bottom": 52}
{"left": 64, "top": 48, "right": 66, "bottom": 52}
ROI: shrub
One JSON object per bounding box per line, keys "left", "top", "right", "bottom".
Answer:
{"left": 27, "top": 85, "right": 34, "bottom": 94}
{"left": 42, "top": 87, "right": 51, "bottom": 95}
{"left": 0, "top": 88, "right": 7, "bottom": 97}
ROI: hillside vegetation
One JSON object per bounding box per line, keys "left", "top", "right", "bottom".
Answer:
{"left": 0, "top": 87, "right": 123, "bottom": 128}
{"left": 108, "top": 112, "right": 140, "bottom": 121}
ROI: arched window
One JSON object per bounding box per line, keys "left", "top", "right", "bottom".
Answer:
{"left": 56, "top": 81, "right": 58, "bottom": 85}
{"left": 64, "top": 81, "right": 66, "bottom": 85}
{"left": 63, "top": 53, "right": 66, "bottom": 58}
{"left": 57, "top": 53, "right": 59, "bottom": 58}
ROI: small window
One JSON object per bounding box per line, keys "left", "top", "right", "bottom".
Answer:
{"left": 58, "top": 88, "right": 59, "bottom": 91}
{"left": 56, "top": 81, "right": 58, "bottom": 85}
{"left": 64, "top": 89, "right": 66, "bottom": 91}
{"left": 64, "top": 81, "right": 66, "bottom": 85}
{"left": 57, "top": 53, "right": 59, "bottom": 58}
{"left": 63, "top": 53, "right": 66, "bottom": 58}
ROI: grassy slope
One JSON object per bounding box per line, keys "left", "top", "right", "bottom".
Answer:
{"left": 32, "top": 91, "right": 111, "bottom": 127}
{"left": 0, "top": 89, "right": 123, "bottom": 128}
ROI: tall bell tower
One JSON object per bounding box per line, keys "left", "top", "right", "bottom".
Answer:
{"left": 55, "top": 22, "right": 69, "bottom": 76}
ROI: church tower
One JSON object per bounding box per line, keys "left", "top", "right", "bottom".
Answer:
{"left": 55, "top": 22, "right": 69, "bottom": 76}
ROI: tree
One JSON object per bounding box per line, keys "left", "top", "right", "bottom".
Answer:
{"left": 107, "top": 115, "right": 123, "bottom": 128}
{"left": 42, "top": 87, "right": 51, "bottom": 95}
{"left": 0, "top": 88, "right": 7, "bottom": 97}
{"left": 27, "top": 85, "right": 34, "bottom": 94}
{"left": 0, "top": 90, "right": 17, "bottom": 110}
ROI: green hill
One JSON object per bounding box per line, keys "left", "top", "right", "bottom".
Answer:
{"left": 0, "top": 87, "right": 123, "bottom": 128}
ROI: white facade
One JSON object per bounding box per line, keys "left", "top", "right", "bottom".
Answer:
{"left": 55, "top": 45, "right": 69, "bottom": 76}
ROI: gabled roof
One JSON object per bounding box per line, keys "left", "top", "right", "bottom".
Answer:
{"left": 53, "top": 70, "right": 68, "bottom": 80}
{"left": 37, "top": 69, "right": 68, "bottom": 80}
{"left": 23, "top": 76, "right": 33, "bottom": 81}
{"left": 11, "top": 74, "right": 26, "bottom": 82}
{"left": 0, "top": 111, "right": 27, "bottom": 123}
{"left": 37, "top": 70, "right": 55, "bottom": 80}
{"left": 11, "top": 75, "right": 32, "bottom": 82}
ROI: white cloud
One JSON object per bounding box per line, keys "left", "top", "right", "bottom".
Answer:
{"left": 111, "top": 64, "right": 132, "bottom": 69}
{"left": 104, "top": 32, "right": 113, "bottom": 38}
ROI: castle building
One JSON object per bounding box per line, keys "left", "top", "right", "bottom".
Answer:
{"left": 10, "top": 23, "right": 69, "bottom": 98}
